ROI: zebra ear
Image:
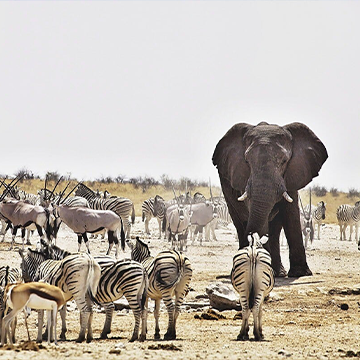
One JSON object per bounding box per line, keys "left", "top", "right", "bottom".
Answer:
{"left": 283, "top": 123, "right": 328, "bottom": 191}
{"left": 259, "top": 235, "right": 269, "bottom": 245}
{"left": 212, "top": 123, "right": 254, "bottom": 192}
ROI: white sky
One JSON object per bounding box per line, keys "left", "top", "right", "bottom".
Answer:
{"left": 0, "top": 1, "right": 359, "bottom": 191}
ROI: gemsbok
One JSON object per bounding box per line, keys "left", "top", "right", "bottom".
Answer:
{"left": 1, "top": 282, "right": 66, "bottom": 345}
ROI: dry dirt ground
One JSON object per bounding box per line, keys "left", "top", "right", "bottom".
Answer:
{"left": 0, "top": 218, "right": 359, "bottom": 360}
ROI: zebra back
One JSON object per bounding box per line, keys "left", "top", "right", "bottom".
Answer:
{"left": 0, "top": 266, "right": 22, "bottom": 286}
{"left": 142, "top": 198, "right": 154, "bottom": 221}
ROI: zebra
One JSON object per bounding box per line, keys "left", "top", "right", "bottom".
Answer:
{"left": 19, "top": 247, "right": 101, "bottom": 343}
{"left": 38, "top": 240, "right": 148, "bottom": 342}
{"left": 0, "top": 265, "right": 23, "bottom": 335}
{"left": 74, "top": 183, "right": 135, "bottom": 238}
{"left": 336, "top": 201, "right": 360, "bottom": 241}
{"left": 142, "top": 195, "right": 165, "bottom": 239}
{"left": 304, "top": 201, "right": 326, "bottom": 240}
{"left": 231, "top": 233, "right": 274, "bottom": 341}
{"left": 127, "top": 236, "right": 192, "bottom": 340}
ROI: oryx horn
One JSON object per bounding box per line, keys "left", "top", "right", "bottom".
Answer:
{"left": 48, "top": 176, "right": 63, "bottom": 200}
{"left": 209, "top": 177, "right": 214, "bottom": 203}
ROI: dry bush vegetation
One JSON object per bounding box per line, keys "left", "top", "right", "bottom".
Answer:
{"left": 15, "top": 178, "right": 360, "bottom": 222}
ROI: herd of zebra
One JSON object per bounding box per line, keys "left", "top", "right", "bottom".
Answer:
{"left": 0, "top": 177, "right": 359, "bottom": 347}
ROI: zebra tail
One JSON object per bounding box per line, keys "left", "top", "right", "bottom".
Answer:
{"left": 86, "top": 255, "right": 102, "bottom": 306}
{"left": 248, "top": 282, "right": 255, "bottom": 310}
{"left": 131, "top": 204, "right": 135, "bottom": 225}
{"left": 162, "top": 217, "right": 167, "bottom": 233}
{"left": 4, "top": 265, "right": 9, "bottom": 286}
{"left": 120, "top": 218, "right": 126, "bottom": 251}
{"left": 142, "top": 210, "right": 145, "bottom": 222}
{"left": 140, "top": 270, "right": 149, "bottom": 311}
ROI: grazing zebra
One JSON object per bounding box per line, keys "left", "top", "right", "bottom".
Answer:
{"left": 231, "top": 233, "right": 274, "bottom": 341}
{"left": 142, "top": 195, "right": 165, "bottom": 239}
{"left": 336, "top": 201, "right": 360, "bottom": 241}
{"left": 75, "top": 183, "right": 135, "bottom": 238}
{"left": 39, "top": 240, "right": 147, "bottom": 341}
{"left": 19, "top": 248, "right": 101, "bottom": 343}
{"left": 304, "top": 201, "right": 326, "bottom": 240}
{"left": 128, "top": 237, "right": 192, "bottom": 340}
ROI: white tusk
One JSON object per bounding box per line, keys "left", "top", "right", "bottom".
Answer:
{"left": 283, "top": 191, "right": 293, "bottom": 203}
{"left": 237, "top": 191, "right": 248, "bottom": 201}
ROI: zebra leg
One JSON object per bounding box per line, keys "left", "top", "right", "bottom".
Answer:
{"left": 154, "top": 299, "right": 161, "bottom": 340}
{"left": 26, "top": 229, "right": 32, "bottom": 245}
{"left": 237, "top": 304, "right": 250, "bottom": 341}
{"left": 100, "top": 303, "right": 114, "bottom": 339}
{"left": 59, "top": 305, "right": 67, "bottom": 340}
{"left": 252, "top": 302, "right": 264, "bottom": 341}
{"left": 163, "top": 295, "right": 176, "bottom": 340}
{"left": 76, "top": 311, "right": 88, "bottom": 343}
{"left": 140, "top": 297, "right": 148, "bottom": 342}
{"left": 145, "top": 216, "right": 151, "bottom": 235}
{"left": 157, "top": 218, "right": 162, "bottom": 239}
{"left": 86, "top": 312, "right": 94, "bottom": 343}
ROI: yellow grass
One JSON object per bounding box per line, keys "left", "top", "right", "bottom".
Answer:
{"left": 11, "top": 180, "right": 360, "bottom": 222}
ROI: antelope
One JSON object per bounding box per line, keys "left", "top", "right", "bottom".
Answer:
{"left": 52, "top": 204, "right": 125, "bottom": 258}
{"left": 1, "top": 282, "right": 66, "bottom": 345}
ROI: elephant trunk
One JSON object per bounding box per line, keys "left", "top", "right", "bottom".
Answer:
{"left": 245, "top": 175, "right": 287, "bottom": 237}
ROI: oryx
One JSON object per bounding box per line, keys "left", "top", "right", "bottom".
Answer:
{"left": 0, "top": 199, "right": 52, "bottom": 250}
{"left": 52, "top": 204, "right": 126, "bottom": 258}
{"left": 299, "top": 191, "right": 314, "bottom": 249}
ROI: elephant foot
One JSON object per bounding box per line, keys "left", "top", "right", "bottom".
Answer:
{"left": 273, "top": 264, "right": 287, "bottom": 277}
{"left": 288, "top": 265, "right": 312, "bottom": 278}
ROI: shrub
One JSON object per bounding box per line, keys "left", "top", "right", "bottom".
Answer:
{"left": 330, "top": 187, "right": 339, "bottom": 197}
{"left": 312, "top": 185, "right": 327, "bottom": 197}
{"left": 347, "top": 188, "right": 360, "bottom": 198}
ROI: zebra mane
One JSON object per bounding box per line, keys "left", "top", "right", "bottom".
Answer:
{"left": 78, "top": 183, "right": 95, "bottom": 194}
{"left": 135, "top": 236, "right": 150, "bottom": 252}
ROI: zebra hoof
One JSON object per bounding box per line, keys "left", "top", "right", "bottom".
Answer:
{"left": 129, "top": 336, "right": 138, "bottom": 343}
{"left": 100, "top": 333, "right": 108, "bottom": 340}
{"left": 26, "top": 240, "right": 32, "bottom": 245}
{"left": 139, "top": 334, "right": 146, "bottom": 342}
{"left": 86, "top": 336, "right": 93, "bottom": 343}
{"left": 75, "top": 336, "right": 86, "bottom": 343}
{"left": 288, "top": 265, "right": 312, "bottom": 278}
{"left": 154, "top": 333, "right": 161, "bottom": 340}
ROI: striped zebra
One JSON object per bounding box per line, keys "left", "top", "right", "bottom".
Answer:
{"left": 128, "top": 237, "right": 192, "bottom": 340}
{"left": 18, "top": 190, "right": 40, "bottom": 206}
{"left": 19, "top": 247, "right": 101, "bottom": 343}
{"left": 231, "top": 234, "right": 274, "bottom": 341}
{"left": 142, "top": 195, "right": 165, "bottom": 239}
{"left": 74, "top": 184, "right": 135, "bottom": 239}
{"left": 0, "top": 266, "right": 23, "bottom": 334}
{"left": 336, "top": 201, "right": 360, "bottom": 241}
{"left": 304, "top": 201, "right": 326, "bottom": 240}
{"left": 39, "top": 240, "right": 148, "bottom": 341}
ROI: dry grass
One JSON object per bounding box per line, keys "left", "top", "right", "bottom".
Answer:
{"left": 10, "top": 180, "right": 360, "bottom": 222}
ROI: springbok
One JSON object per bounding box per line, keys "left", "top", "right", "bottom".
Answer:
{"left": 1, "top": 282, "right": 66, "bottom": 345}
{"left": 52, "top": 204, "right": 125, "bottom": 258}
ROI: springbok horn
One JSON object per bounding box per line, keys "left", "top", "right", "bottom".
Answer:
{"left": 237, "top": 191, "right": 248, "bottom": 201}
{"left": 283, "top": 192, "right": 293, "bottom": 203}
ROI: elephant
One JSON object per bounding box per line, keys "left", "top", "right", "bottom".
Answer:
{"left": 212, "top": 122, "right": 328, "bottom": 277}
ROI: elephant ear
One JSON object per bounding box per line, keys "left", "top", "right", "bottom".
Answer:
{"left": 284, "top": 122, "right": 328, "bottom": 191}
{"left": 212, "top": 123, "right": 254, "bottom": 192}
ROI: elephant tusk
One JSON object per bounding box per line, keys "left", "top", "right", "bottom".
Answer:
{"left": 237, "top": 191, "right": 248, "bottom": 201}
{"left": 283, "top": 191, "right": 293, "bottom": 203}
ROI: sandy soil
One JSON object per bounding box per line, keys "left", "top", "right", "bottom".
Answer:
{"left": 0, "top": 218, "right": 359, "bottom": 359}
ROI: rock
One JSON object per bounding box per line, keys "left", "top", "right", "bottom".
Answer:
{"left": 206, "top": 282, "right": 241, "bottom": 311}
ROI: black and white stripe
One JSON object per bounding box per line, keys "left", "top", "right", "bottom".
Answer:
{"left": 231, "top": 235, "right": 274, "bottom": 341}
{"left": 19, "top": 248, "right": 101, "bottom": 343}
{"left": 336, "top": 201, "right": 360, "bottom": 241}
{"left": 39, "top": 241, "right": 147, "bottom": 341}
{"left": 128, "top": 237, "right": 192, "bottom": 340}
{"left": 142, "top": 195, "right": 165, "bottom": 239}
{"left": 304, "top": 201, "right": 326, "bottom": 240}
{"left": 75, "top": 184, "right": 135, "bottom": 238}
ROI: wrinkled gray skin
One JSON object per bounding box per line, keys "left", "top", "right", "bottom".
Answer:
{"left": 213, "top": 122, "right": 328, "bottom": 277}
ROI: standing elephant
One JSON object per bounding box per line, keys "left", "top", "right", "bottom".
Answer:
{"left": 212, "top": 122, "right": 328, "bottom": 277}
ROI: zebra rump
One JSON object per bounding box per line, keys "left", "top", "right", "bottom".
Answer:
{"left": 231, "top": 239, "right": 274, "bottom": 341}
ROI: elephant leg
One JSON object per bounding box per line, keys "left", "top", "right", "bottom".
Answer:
{"left": 268, "top": 215, "right": 287, "bottom": 277}
{"left": 282, "top": 192, "right": 312, "bottom": 277}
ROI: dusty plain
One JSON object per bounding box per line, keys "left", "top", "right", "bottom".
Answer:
{"left": 0, "top": 218, "right": 359, "bottom": 360}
